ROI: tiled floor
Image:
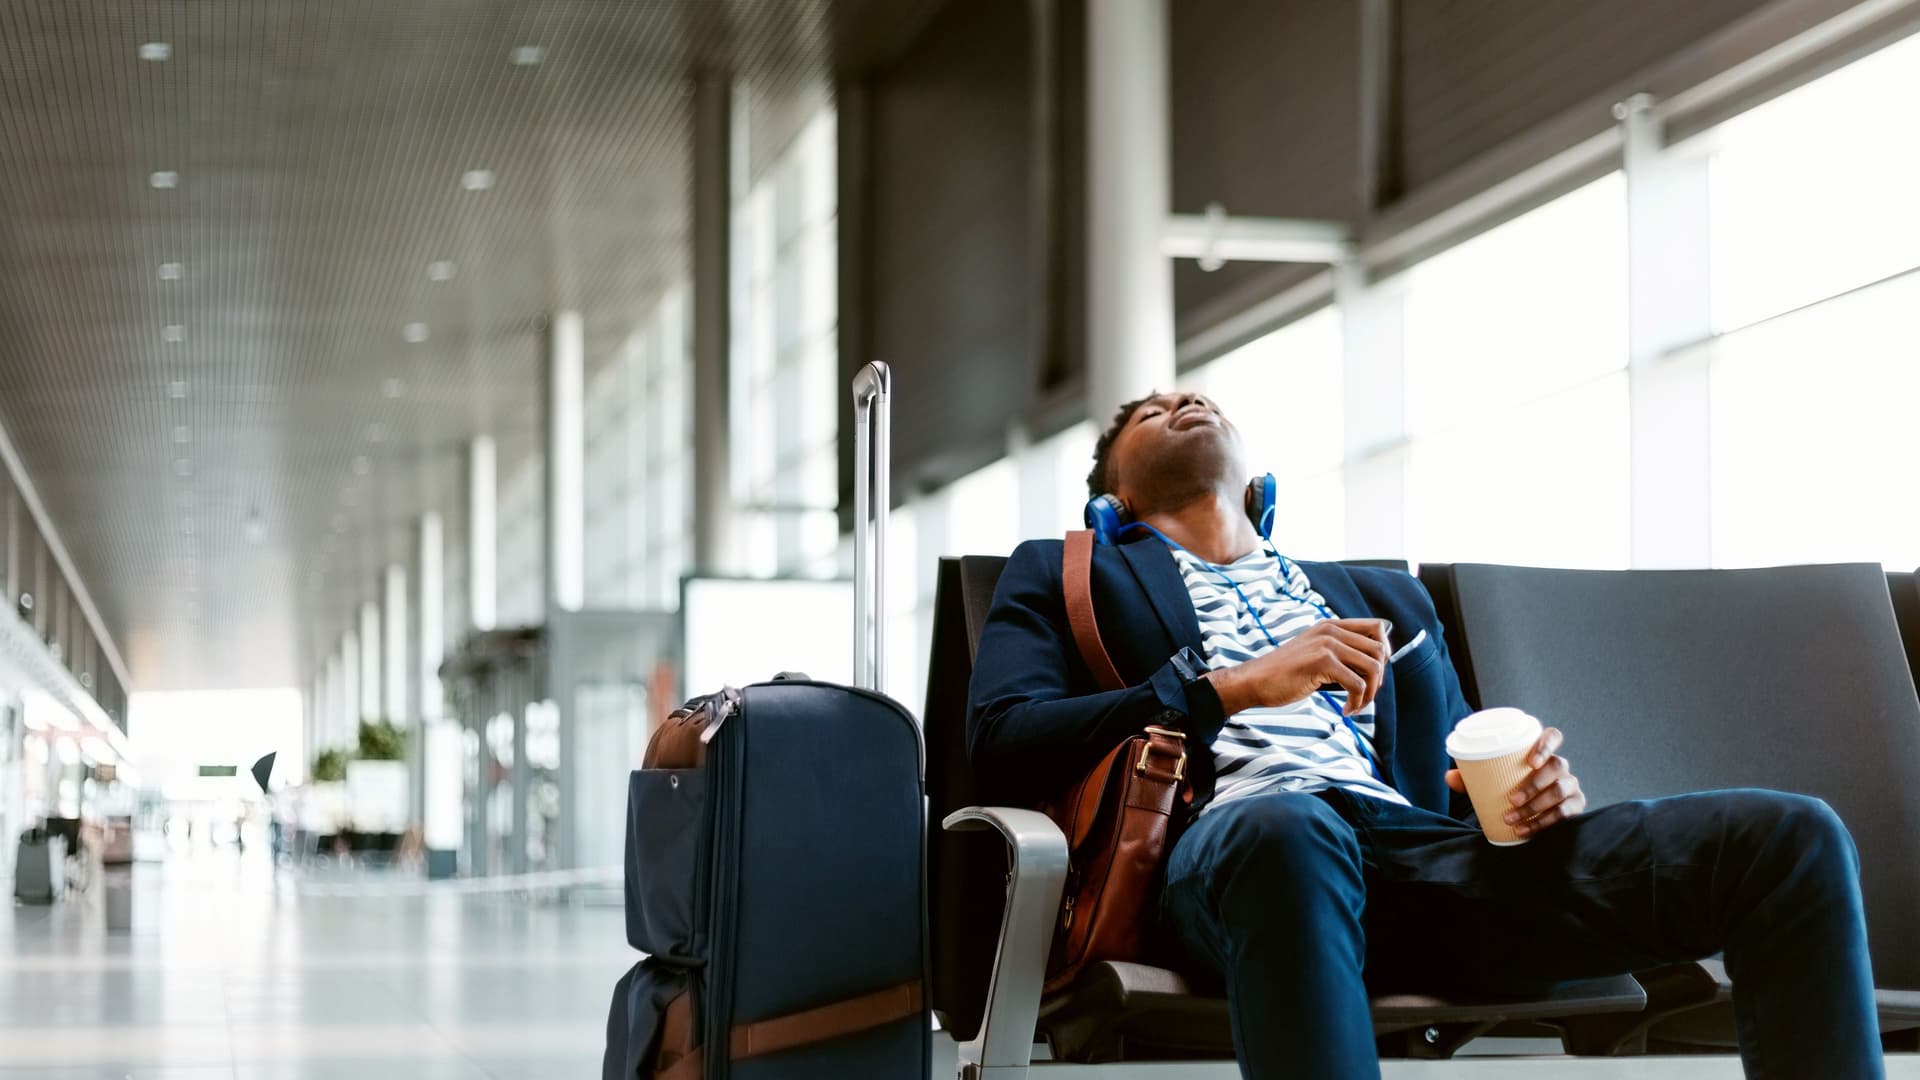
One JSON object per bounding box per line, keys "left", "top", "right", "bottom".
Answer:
{"left": 0, "top": 853, "right": 630, "bottom": 1078}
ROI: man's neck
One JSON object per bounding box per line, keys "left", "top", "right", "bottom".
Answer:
{"left": 1137, "top": 492, "right": 1262, "bottom": 565}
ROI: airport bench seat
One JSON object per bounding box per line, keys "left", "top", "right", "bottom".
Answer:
{"left": 928, "top": 556, "right": 1649, "bottom": 1076}
{"left": 1420, "top": 560, "right": 1920, "bottom": 1050}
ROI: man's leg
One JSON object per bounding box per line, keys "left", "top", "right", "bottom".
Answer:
{"left": 1351, "top": 788, "right": 1882, "bottom": 1079}
{"left": 1160, "top": 791, "right": 1376, "bottom": 1080}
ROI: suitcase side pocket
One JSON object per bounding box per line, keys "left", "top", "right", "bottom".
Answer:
{"left": 626, "top": 768, "right": 708, "bottom": 960}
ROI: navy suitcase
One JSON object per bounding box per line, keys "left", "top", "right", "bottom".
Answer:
{"left": 606, "top": 363, "right": 928, "bottom": 1079}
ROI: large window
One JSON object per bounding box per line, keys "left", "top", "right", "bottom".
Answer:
{"left": 1709, "top": 266, "right": 1920, "bottom": 569}
{"left": 581, "top": 288, "right": 692, "bottom": 609}
{"left": 495, "top": 450, "right": 544, "bottom": 628}
{"left": 1701, "top": 34, "right": 1920, "bottom": 569}
{"left": 736, "top": 108, "right": 839, "bottom": 577}
{"left": 1188, "top": 308, "right": 1345, "bottom": 560}
{"left": 1401, "top": 175, "right": 1631, "bottom": 568}
{"left": 1708, "top": 32, "right": 1920, "bottom": 333}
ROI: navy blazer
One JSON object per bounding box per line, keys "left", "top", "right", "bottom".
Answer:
{"left": 966, "top": 535, "right": 1475, "bottom": 818}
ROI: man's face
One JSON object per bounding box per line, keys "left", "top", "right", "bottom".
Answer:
{"left": 1108, "top": 391, "right": 1248, "bottom": 513}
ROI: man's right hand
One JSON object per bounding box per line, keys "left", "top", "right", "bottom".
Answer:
{"left": 1204, "top": 618, "right": 1390, "bottom": 717}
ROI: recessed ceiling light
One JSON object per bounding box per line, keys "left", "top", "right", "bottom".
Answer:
{"left": 172, "top": 458, "right": 192, "bottom": 477}
{"left": 138, "top": 42, "right": 171, "bottom": 62}
{"left": 366, "top": 422, "right": 386, "bottom": 443}
{"left": 402, "top": 322, "right": 429, "bottom": 344}
{"left": 171, "top": 425, "right": 191, "bottom": 443}
{"left": 461, "top": 169, "right": 495, "bottom": 192}
{"left": 428, "top": 259, "right": 456, "bottom": 282}
{"left": 381, "top": 378, "right": 405, "bottom": 399}
{"left": 149, "top": 170, "right": 178, "bottom": 190}
{"left": 167, "top": 380, "right": 189, "bottom": 399}
{"left": 162, "top": 324, "right": 185, "bottom": 343}
{"left": 158, "top": 262, "right": 183, "bottom": 281}
{"left": 351, "top": 455, "right": 370, "bottom": 476}
{"left": 510, "top": 45, "right": 546, "bottom": 66}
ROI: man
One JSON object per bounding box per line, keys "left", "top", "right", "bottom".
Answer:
{"left": 968, "top": 390, "right": 1881, "bottom": 1079}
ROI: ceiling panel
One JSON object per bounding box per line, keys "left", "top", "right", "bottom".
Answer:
{"left": 0, "top": 0, "right": 856, "bottom": 691}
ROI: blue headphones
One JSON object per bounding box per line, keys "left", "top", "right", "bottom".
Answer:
{"left": 1085, "top": 473, "right": 1279, "bottom": 546}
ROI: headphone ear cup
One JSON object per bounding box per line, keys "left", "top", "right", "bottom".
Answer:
{"left": 1084, "top": 494, "right": 1127, "bottom": 545}
{"left": 1245, "top": 473, "right": 1278, "bottom": 540}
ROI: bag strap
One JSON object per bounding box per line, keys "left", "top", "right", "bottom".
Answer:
{"left": 654, "top": 981, "right": 923, "bottom": 1078}
{"left": 1064, "top": 530, "right": 1126, "bottom": 693}
{"left": 728, "top": 980, "right": 923, "bottom": 1060}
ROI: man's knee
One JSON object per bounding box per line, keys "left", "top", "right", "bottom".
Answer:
{"left": 1714, "top": 788, "right": 1859, "bottom": 880}
{"left": 1203, "top": 792, "right": 1363, "bottom": 903}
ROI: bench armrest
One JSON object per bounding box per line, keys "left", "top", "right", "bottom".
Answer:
{"left": 943, "top": 806, "right": 1069, "bottom": 1079}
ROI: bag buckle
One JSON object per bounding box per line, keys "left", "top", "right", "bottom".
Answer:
{"left": 1137, "top": 726, "right": 1187, "bottom": 781}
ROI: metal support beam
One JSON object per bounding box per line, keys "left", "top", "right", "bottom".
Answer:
{"left": 691, "top": 71, "right": 736, "bottom": 574}
{"left": 544, "top": 312, "right": 585, "bottom": 613}
{"left": 467, "top": 436, "right": 497, "bottom": 632}
{"left": 1163, "top": 210, "right": 1353, "bottom": 267}
{"left": 1358, "top": 0, "right": 1404, "bottom": 213}
{"left": 1086, "top": 0, "right": 1176, "bottom": 423}
{"left": 3, "top": 489, "right": 16, "bottom": 611}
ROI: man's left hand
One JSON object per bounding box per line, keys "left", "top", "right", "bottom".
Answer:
{"left": 1444, "top": 727, "right": 1586, "bottom": 838}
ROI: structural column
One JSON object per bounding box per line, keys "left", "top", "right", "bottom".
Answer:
{"left": 1086, "top": 0, "right": 1176, "bottom": 424}
{"left": 1620, "top": 95, "right": 1714, "bottom": 568}
{"left": 358, "top": 601, "right": 380, "bottom": 727}
{"left": 691, "top": 71, "right": 736, "bottom": 573}
{"left": 383, "top": 566, "right": 408, "bottom": 728}
{"left": 416, "top": 511, "right": 458, "bottom": 873}
{"left": 545, "top": 312, "right": 585, "bottom": 613}
{"left": 339, "top": 630, "right": 359, "bottom": 751}
{"left": 467, "top": 436, "right": 497, "bottom": 632}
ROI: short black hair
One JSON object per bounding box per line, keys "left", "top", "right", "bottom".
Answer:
{"left": 1085, "top": 393, "right": 1155, "bottom": 499}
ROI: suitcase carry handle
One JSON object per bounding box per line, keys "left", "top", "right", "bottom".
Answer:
{"left": 852, "top": 361, "right": 891, "bottom": 693}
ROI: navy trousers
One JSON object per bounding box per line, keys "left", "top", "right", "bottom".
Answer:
{"left": 1158, "top": 786, "right": 1882, "bottom": 1080}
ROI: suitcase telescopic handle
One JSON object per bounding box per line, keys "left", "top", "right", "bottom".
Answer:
{"left": 852, "top": 361, "right": 891, "bottom": 693}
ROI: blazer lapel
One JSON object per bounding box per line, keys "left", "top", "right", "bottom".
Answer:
{"left": 1118, "top": 538, "right": 1204, "bottom": 658}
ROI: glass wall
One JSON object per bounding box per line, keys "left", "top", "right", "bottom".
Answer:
{"left": 1700, "top": 32, "right": 1920, "bottom": 569}
{"left": 581, "top": 287, "right": 693, "bottom": 610}
{"left": 1400, "top": 174, "right": 1630, "bottom": 569}
{"left": 735, "top": 108, "right": 841, "bottom": 578}
{"left": 1188, "top": 308, "right": 1346, "bottom": 560}
{"left": 869, "top": 28, "right": 1920, "bottom": 705}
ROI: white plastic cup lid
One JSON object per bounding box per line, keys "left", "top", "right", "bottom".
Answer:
{"left": 1445, "top": 707, "right": 1544, "bottom": 761}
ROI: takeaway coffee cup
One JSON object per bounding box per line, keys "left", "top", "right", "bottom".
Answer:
{"left": 1445, "top": 708, "right": 1546, "bottom": 846}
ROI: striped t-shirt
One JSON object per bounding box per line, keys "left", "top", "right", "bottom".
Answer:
{"left": 1171, "top": 547, "right": 1409, "bottom": 813}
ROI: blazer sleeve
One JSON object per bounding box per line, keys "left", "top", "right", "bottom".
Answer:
{"left": 966, "top": 539, "right": 1225, "bottom": 798}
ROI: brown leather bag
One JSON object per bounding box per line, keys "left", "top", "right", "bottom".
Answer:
{"left": 1040, "top": 530, "right": 1192, "bottom": 994}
